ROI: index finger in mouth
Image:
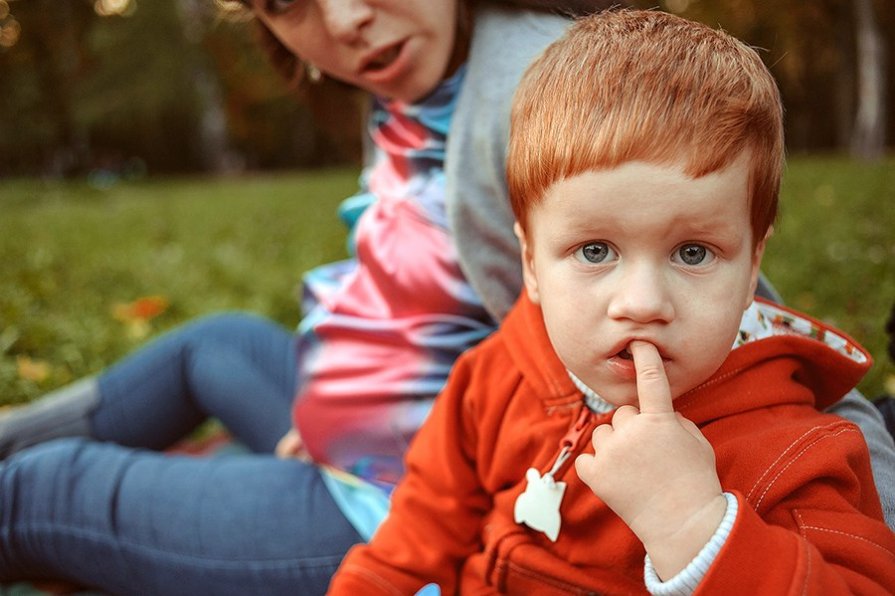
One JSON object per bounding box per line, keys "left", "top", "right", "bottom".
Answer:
{"left": 629, "top": 340, "right": 674, "bottom": 414}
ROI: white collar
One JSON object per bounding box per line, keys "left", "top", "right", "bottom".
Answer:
{"left": 567, "top": 370, "right": 615, "bottom": 414}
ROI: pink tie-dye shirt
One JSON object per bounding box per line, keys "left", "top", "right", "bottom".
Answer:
{"left": 293, "top": 67, "right": 495, "bottom": 489}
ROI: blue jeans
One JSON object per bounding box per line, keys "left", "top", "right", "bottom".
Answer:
{"left": 0, "top": 313, "right": 363, "bottom": 594}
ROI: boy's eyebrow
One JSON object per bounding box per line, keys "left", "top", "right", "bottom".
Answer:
{"left": 662, "top": 215, "right": 747, "bottom": 241}
{"left": 677, "top": 218, "right": 742, "bottom": 236}
{"left": 560, "top": 215, "right": 747, "bottom": 245}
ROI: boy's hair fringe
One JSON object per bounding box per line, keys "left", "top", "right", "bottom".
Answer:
{"left": 507, "top": 9, "right": 784, "bottom": 247}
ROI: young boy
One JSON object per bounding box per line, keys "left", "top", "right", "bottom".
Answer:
{"left": 328, "top": 10, "right": 895, "bottom": 594}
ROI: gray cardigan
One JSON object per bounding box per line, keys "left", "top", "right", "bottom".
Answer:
{"left": 445, "top": 5, "right": 567, "bottom": 322}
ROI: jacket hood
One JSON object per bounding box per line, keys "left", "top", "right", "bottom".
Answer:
{"left": 677, "top": 298, "right": 871, "bottom": 424}
{"left": 500, "top": 293, "right": 872, "bottom": 422}
{"left": 501, "top": 292, "right": 580, "bottom": 402}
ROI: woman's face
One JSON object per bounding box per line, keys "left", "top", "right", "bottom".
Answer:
{"left": 253, "top": 0, "right": 461, "bottom": 103}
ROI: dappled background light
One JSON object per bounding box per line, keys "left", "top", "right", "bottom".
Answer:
{"left": 664, "top": 0, "right": 691, "bottom": 14}
{"left": 94, "top": 0, "right": 137, "bottom": 18}
{"left": 0, "top": 0, "right": 19, "bottom": 49}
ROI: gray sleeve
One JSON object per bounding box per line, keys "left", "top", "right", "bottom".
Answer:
{"left": 490, "top": 0, "right": 629, "bottom": 16}
{"left": 445, "top": 5, "right": 571, "bottom": 322}
{"left": 827, "top": 389, "right": 895, "bottom": 530}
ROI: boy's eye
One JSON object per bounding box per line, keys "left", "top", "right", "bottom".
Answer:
{"left": 674, "top": 244, "right": 714, "bottom": 266}
{"left": 576, "top": 242, "right": 617, "bottom": 264}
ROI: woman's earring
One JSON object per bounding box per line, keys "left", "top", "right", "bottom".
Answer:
{"left": 305, "top": 63, "right": 323, "bottom": 83}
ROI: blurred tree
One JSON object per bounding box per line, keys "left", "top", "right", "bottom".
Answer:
{"left": 74, "top": 0, "right": 207, "bottom": 173}
{"left": 176, "top": 0, "right": 234, "bottom": 172}
{"left": 0, "top": 0, "right": 357, "bottom": 177}
{"left": 205, "top": 15, "right": 363, "bottom": 170}
{"left": 647, "top": 0, "right": 890, "bottom": 155}
{"left": 0, "top": 0, "right": 96, "bottom": 176}
{"left": 882, "top": 0, "right": 895, "bottom": 148}
{"left": 851, "top": 0, "right": 886, "bottom": 160}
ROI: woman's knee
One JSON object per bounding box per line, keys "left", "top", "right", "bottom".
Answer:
{"left": 178, "top": 311, "right": 270, "bottom": 341}
{"left": 175, "top": 312, "right": 291, "bottom": 354}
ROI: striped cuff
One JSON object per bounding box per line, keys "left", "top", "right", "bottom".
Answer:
{"left": 643, "top": 492, "right": 738, "bottom": 596}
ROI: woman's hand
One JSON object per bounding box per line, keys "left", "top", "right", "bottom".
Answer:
{"left": 575, "top": 340, "right": 727, "bottom": 580}
{"left": 275, "top": 428, "right": 310, "bottom": 460}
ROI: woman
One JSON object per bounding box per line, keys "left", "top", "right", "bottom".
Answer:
{"left": 0, "top": 2, "right": 603, "bottom": 594}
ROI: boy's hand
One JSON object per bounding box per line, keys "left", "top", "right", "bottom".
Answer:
{"left": 574, "top": 340, "right": 727, "bottom": 580}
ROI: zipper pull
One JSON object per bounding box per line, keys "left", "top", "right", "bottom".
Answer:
{"left": 560, "top": 406, "right": 595, "bottom": 451}
{"left": 544, "top": 406, "right": 595, "bottom": 479}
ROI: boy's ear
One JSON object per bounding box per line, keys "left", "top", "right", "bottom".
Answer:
{"left": 514, "top": 221, "right": 541, "bottom": 304}
{"left": 746, "top": 226, "right": 772, "bottom": 309}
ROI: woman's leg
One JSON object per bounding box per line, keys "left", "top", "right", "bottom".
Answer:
{"left": 1, "top": 312, "right": 296, "bottom": 456}
{"left": 0, "top": 439, "right": 362, "bottom": 595}
{"left": 94, "top": 312, "right": 296, "bottom": 452}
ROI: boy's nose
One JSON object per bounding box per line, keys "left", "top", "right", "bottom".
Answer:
{"left": 606, "top": 262, "right": 675, "bottom": 324}
{"left": 319, "top": 0, "right": 374, "bottom": 44}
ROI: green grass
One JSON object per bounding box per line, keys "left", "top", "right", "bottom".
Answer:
{"left": 0, "top": 169, "right": 356, "bottom": 406}
{"left": 763, "top": 155, "right": 895, "bottom": 399}
{"left": 1, "top": 155, "right": 893, "bottom": 407}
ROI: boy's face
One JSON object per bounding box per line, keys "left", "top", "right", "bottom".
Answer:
{"left": 517, "top": 151, "right": 766, "bottom": 408}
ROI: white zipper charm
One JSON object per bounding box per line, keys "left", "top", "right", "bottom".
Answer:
{"left": 514, "top": 446, "right": 571, "bottom": 542}
{"left": 513, "top": 407, "right": 595, "bottom": 542}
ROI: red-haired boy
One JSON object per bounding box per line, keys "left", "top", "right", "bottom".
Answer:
{"left": 330, "top": 10, "right": 895, "bottom": 594}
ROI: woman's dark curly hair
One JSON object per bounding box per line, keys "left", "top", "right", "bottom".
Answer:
{"left": 215, "top": 0, "right": 303, "bottom": 84}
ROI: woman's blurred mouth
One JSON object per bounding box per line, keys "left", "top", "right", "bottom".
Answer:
{"left": 360, "top": 40, "right": 408, "bottom": 83}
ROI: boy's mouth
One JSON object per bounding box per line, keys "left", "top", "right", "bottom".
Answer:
{"left": 610, "top": 342, "right": 670, "bottom": 363}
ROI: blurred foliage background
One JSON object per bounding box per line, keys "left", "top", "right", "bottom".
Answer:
{"left": 0, "top": 0, "right": 893, "bottom": 406}
{"left": 1, "top": 0, "right": 894, "bottom": 177}
{"left": 0, "top": 0, "right": 366, "bottom": 178}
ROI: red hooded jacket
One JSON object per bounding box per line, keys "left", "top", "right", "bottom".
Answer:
{"left": 330, "top": 295, "right": 895, "bottom": 594}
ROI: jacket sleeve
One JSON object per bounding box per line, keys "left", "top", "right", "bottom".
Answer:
{"left": 696, "top": 420, "right": 895, "bottom": 595}
{"left": 328, "top": 354, "right": 488, "bottom": 594}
